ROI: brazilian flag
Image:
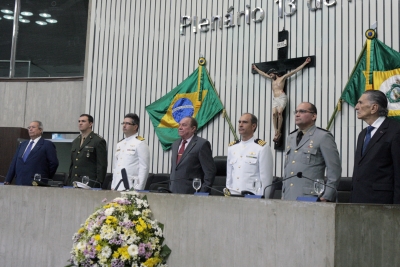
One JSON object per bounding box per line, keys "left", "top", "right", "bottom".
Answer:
{"left": 146, "top": 58, "right": 224, "bottom": 150}
{"left": 341, "top": 29, "right": 400, "bottom": 120}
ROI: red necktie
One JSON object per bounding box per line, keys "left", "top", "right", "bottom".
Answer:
{"left": 177, "top": 140, "right": 187, "bottom": 163}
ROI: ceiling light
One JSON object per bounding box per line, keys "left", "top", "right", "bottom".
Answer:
{"left": 1, "top": 9, "right": 13, "bottom": 14}
{"left": 19, "top": 18, "right": 30, "bottom": 23}
{"left": 46, "top": 18, "right": 57, "bottom": 23}
{"left": 35, "top": 20, "right": 47, "bottom": 25}
{"left": 39, "top": 13, "right": 51, "bottom": 18}
{"left": 3, "top": 15, "right": 14, "bottom": 20}
{"left": 21, "top": 11, "right": 33, "bottom": 16}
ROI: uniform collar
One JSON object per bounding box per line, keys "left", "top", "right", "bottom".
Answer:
{"left": 125, "top": 133, "right": 138, "bottom": 141}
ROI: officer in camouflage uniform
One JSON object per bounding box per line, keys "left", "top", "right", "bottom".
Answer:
{"left": 68, "top": 114, "right": 107, "bottom": 188}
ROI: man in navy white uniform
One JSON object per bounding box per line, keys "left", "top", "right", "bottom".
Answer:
{"left": 112, "top": 113, "right": 150, "bottom": 191}
{"left": 226, "top": 113, "right": 274, "bottom": 196}
{"left": 283, "top": 102, "right": 341, "bottom": 201}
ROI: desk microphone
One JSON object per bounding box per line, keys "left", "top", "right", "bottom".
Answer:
{"left": 262, "top": 174, "right": 299, "bottom": 199}
{"left": 86, "top": 178, "right": 102, "bottom": 188}
{"left": 115, "top": 168, "right": 130, "bottom": 191}
{"left": 201, "top": 184, "right": 230, "bottom": 196}
{"left": 296, "top": 172, "right": 338, "bottom": 203}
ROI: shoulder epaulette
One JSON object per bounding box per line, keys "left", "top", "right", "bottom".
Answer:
{"left": 317, "top": 127, "right": 329, "bottom": 132}
{"left": 228, "top": 140, "right": 240, "bottom": 146}
{"left": 290, "top": 129, "right": 299, "bottom": 134}
{"left": 255, "top": 138, "right": 266, "bottom": 146}
{"left": 136, "top": 136, "right": 145, "bottom": 141}
{"left": 94, "top": 133, "right": 104, "bottom": 139}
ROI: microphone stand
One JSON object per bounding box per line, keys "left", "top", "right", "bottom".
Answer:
{"left": 262, "top": 174, "right": 299, "bottom": 199}
{"left": 296, "top": 172, "right": 338, "bottom": 203}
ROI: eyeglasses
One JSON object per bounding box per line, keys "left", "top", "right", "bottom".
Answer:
{"left": 121, "top": 122, "right": 136, "bottom": 126}
{"left": 293, "top": 109, "right": 315, "bottom": 115}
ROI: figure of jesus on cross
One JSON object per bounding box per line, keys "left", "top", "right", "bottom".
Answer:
{"left": 252, "top": 57, "right": 311, "bottom": 142}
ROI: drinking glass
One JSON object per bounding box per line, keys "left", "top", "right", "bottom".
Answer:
{"left": 314, "top": 179, "right": 325, "bottom": 195}
{"left": 192, "top": 178, "right": 201, "bottom": 193}
{"left": 34, "top": 173, "right": 41, "bottom": 181}
{"left": 82, "top": 176, "right": 90, "bottom": 185}
{"left": 253, "top": 179, "right": 262, "bottom": 195}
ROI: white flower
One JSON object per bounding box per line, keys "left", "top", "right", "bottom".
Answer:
{"left": 76, "top": 241, "right": 86, "bottom": 250}
{"left": 104, "top": 207, "right": 114, "bottom": 216}
{"left": 128, "top": 244, "right": 139, "bottom": 257}
{"left": 101, "top": 246, "right": 112, "bottom": 258}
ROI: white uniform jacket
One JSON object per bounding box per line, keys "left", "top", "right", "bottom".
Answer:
{"left": 112, "top": 134, "right": 150, "bottom": 191}
{"left": 226, "top": 137, "right": 274, "bottom": 196}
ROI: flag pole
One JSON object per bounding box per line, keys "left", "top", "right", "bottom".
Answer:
{"left": 326, "top": 41, "right": 368, "bottom": 130}
{"left": 326, "top": 98, "right": 342, "bottom": 130}
{"left": 201, "top": 59, "right": 239, "bottom": 141}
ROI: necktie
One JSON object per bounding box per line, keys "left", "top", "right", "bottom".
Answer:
{"left": 362, "top": 125, "right": 374, "bottom": 155}
{"left": 296, "top": 131, "right": 304, "bottom": 146}
{"left": 80, "top": 136, "right": 86, "bottom": 147}
{"left": 23, "top": 141, "right": 34, "bottom": 162}
{"left": 177, "top": 140, "right": 187, "bottom": 163}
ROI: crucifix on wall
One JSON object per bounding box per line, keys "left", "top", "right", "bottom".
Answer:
{"left": 252, "top": 30, "right": 315, "bottom": 150}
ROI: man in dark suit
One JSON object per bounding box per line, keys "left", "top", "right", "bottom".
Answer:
{"left": 351, "top": 90, "right": 400, "bottom": 204}
{"left": 4, "top": 121, "right": 59, "bottom": 186}
{"left": 67, "top": 114, "right": 108, "bottom": 188}
{"left": 170, "top": 116, "right": 216, "bottom": 194}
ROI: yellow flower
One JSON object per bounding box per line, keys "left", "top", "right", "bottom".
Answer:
{"left": 118, "top": 246, "right": 131, "bottom": 260}
{"left": 143, "top": 257, "right": 161, "bottom": 267}
{"left": 112, "top": 250, "right": 120, "bottom": 258}
{"left": 105, "top": 216, "right": 118, "bottom": 225}
{"left": 136, "top": 225, "right": 144, "bottom": 233}
{"left": 94, "top": 234, "right": 101, "bottom": 241}
{"left": 95, "top": 244, "right": 102, "bottom": 251}
{"left": 78, "top": 228, "right": 85, "bottom": 234}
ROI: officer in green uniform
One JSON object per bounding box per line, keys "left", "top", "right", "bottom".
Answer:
{"left": 67, "top": 114, "right": 107, "bottom": 188}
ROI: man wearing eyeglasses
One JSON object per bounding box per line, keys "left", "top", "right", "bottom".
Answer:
{"left": 283, "top": 102, "right": 341, "bottom": 201}
{"left": 111, "top": 113, "right": 150, "bottom": 191}
{"left": 68, "top": 114, "right": 107, "bottom": 188}
{"left": 4, "top": 121, "right": 59, "bottom": 186}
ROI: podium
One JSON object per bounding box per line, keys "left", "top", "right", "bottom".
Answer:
{"left": 0, "top": 186, "right": 399, "bottom": 266}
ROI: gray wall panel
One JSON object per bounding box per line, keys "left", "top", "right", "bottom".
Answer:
{"left": 0, "top": 82, "right": 26, "bottom": 127}
{"left": 0, "top": 81, "right": 84, "bottom": 131}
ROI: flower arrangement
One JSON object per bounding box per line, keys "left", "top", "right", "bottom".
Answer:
{"left": 67, "top": 193, "right": 171, "bottom": 267}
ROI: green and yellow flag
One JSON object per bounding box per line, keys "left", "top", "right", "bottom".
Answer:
{"left": 341, "top": 29, "right": 400, "bottom": 120}
{"left": 146, "top": 58, "right": 224, "bottom": 150}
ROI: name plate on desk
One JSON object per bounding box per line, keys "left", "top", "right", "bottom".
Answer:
{"left": 296, "top": 196, "right": 319, "bottom": 202}
{"left": 245, "top": 195, "right": 263, "bottom": 199}
{"left": 194, "top": 192, "right": 209, "bottom": 196}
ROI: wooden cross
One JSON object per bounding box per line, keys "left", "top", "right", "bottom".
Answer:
{"left": 252, "top": 30, "right": 315, "bottom": 150}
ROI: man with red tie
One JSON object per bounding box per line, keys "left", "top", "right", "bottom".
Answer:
{"left": 169, "top": 116, "right": 216, "bottom": 194}
{"left": 4, "top": 121, "right": 59, "bottom": 185}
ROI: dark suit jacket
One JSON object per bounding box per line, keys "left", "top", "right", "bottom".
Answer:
{"left": 5, "top": 137, "right": 59, "bottom": 185}
{"left": 68, "top": 131, "right": 107, "bottom": 187}
{"left": 351, "top": 117, "right": 400, "bottom": 204}
{"left": 169, "top": 135, "right": 216, "bottom": 194}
